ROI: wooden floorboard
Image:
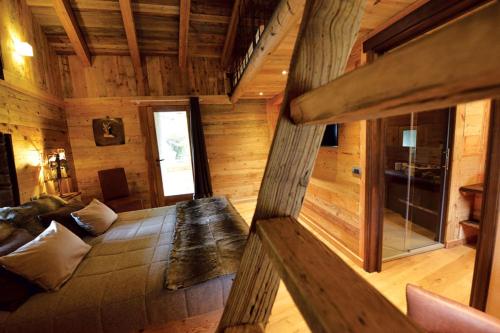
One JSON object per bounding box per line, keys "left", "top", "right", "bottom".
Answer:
{"left": 165, "top": 200, "right": 476, "bottom": 332}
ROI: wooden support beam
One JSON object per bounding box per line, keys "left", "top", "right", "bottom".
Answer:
{"left": 363, "top": 0, "right": 492, "bottom": 54}
{"left": 257, "top": 217, "right": 422, "bottom": 332}
{"left": 221, "top": 0, "right": 241, "bottom": 69}
{"left": 217, "top": 0, "right": 366, "bottom": 331}
{"left": 53, "top": 0, "right": 91, "bottom": 66}
{"left": 470, "top": 100, "right": 500, "bottom": 310}
{"left": 229, "top": 0, "right": 305, "bottom": 103}
{"left": 178, "top": 0, "right": 191, "bottom": 68}
{"left": 118, "top": 0, "right": 145, "bottom": 95}
{"left": 290, "top": 2, "right": 500, "bottom": 125}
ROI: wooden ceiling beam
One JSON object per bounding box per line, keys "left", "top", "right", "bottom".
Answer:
{"left": 220, "top": 0, "right": 241, "bottom": 69}
{"left": 229, "top": 0, "right": 305, "bottom": 104}
{"left": 178, "top": 0, "right": 191, "bottom": 68}
{"left": 53, "top": 0, "right": 91, "bottom": 66}
{"left": 290, "top": 2, "right": 500, "bottom": 125}
{"left": 26, "top": 0, "right": 228, "bottom": 24}
{"left": 118, "top": 0, "right": 145, "bottom": 95}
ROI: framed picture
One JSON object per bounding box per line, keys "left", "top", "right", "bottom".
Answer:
{"left": 92, "top": 118, "right": 125, "bottom": 146}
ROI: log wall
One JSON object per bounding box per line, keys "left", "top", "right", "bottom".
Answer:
{"left": 0, "top": 0, "right": 75, "bottom": 202}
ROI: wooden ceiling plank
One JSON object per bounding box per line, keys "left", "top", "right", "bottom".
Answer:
{"left": 229, "top": 0, "right": 305, "bottom": 104}
{"left": 118, "top": 0, "right": 145, "bottom": 95}
{"left": 220, "top": 0, "right": 241, "bottom": 69}
{"left": 290, "top": 2, "right": 500, "bottom": 125}
{"left": 178, "top": 0, "right": 191, "bottom": 68}
{"left": 27, "top": 0, "right": 227, "bottom": 24}
{"left": 53, "top": 0, "right": 91, "bottom": 66}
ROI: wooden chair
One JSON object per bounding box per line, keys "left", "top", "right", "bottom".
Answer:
{"left": 98, "top": 168, "right": 144, "bottom": 213}
{"left": 406, "top": 284, "right": 500, "bottom": 333}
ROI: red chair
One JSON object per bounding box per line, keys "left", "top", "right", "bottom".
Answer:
{"left": 98, "top": 168, "right": 144, "bottom": 213}
{"left": 406, "top": 284, "right": 500, "bottom": 333}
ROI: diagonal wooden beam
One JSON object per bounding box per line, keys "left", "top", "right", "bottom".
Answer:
{"left": 290, "top": 2, "right": 500, "bottom": 125}
{"left": 53, "top": 0, "right": 91, "bottom": 66}
{"left": 229, "top": 0, "right": 304, "bottom": 103}
{"left": 118, "top": 0, "right": 145, "bottom": 95}
{"left": 178, "top": 0, "right": 191, "bottom": 68}
{"left": 217, "top": 0, "right": 366, "bottom": 331}
{"left": 257, "top": 217, "right": 422, "bottom": 332}
{"left": 220, "top": 0, "right": 241, "bottom": 69}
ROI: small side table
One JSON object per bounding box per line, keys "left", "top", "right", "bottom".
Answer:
{"left": 459, "top": 183, "right": 483, "bottom": 245}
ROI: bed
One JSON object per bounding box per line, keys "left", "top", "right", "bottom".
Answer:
{"left": 0, "top": 204, "right": 242, "bottom": 333}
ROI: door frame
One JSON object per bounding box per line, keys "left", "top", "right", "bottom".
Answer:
{"left": 362, "top": 1, "right": 498, "bottom": 310}
{"left": 145, "top": 104, "right": 194, "bottom": 207}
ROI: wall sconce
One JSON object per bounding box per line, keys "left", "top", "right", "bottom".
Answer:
{"left": 13, "top": 39, "right": 33, "bottom": 57}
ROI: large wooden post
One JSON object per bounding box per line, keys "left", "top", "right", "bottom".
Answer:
{"left": 217, "top": 0, "right": 366, "bottom": 330}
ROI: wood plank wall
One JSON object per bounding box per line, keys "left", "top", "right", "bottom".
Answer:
{"left": 58, "top": 55, "right": 226, "bottom": 98}
{"left": 446, "top": 100, "right": 491, "bottom": 246}
{"left": 0, "top": 0, "right": 75, "bottom": 203}
{"left": 64, "top": 99, "right": 151, "bottom": 206}
{"left": 301, "top": 122, "right": 363, "bottom": 257}
{"left": 201, "top": 101, "right": 271, "bottom": 202}
{"left": 266, "top": 102, "right": 363, "bottom": 259}
{"left": 60, "top": 55, "right": 270, "bottom": 206}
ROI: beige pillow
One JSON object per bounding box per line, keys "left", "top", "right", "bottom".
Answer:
{"left": 71, "top": 199, "right": 118, "bottom": 235}
{"left": 0, "top": 222, "right": 91, "bottom": 291}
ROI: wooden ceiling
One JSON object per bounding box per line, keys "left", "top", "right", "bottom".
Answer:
{"left": 239, "top": 0, "right": 424, "bottom": 100}
{"left": 26, "top": 0, "right": 233, "bottom": 58}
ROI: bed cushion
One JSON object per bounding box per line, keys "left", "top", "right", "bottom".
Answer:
{"left": 71, "top": 199, "right": 117, "bottom": 235}
{"left": 0, "top": 229, "right": 39, "bottom": 312}
{"left": 37, "top": 202, "right": 87, "bottom": 238}
{"left": 0, "top": 222, "right": 91, "bottom": 291}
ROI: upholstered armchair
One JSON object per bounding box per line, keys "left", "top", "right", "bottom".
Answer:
{"left": 406, "top": 284, "right": 500, "bottom": 333}
{"left": 98, "top": 168, "right": 144, "bottom": 213}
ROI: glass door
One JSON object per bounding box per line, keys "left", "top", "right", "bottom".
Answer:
{"left": 153, "top": 110, "right": 194, "bottom": 203}
{"left": 382, "top": 108, "right": 453, "bottom": 260}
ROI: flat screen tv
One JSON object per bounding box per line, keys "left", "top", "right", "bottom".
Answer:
{"left": 321, "top": 124, "right": 339, "bottom": 147}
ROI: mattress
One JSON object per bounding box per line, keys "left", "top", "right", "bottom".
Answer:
{"left": 0, "top": 206, "right": 234, "bottom": 333}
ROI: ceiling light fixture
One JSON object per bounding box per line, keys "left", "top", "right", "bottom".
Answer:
{"left": 282, "top": 70, "right": 288, "bottom": 75}
{"left": 259, "top": 92, "right": 264, "bottom": 96}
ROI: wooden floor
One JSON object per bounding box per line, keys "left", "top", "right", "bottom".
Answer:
{"left": 165, "top": 199, "right": 476, "bottom": 332}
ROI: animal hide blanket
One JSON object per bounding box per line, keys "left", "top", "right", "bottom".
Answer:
{"left": 165, "top": 197, "right": 248, "bottom": 290}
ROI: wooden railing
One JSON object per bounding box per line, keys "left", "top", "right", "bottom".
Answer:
{"left": 226, "top": 0, "right": 280, "bottom": 93}
{"left": 218, "top": 1, "right": 500, "bottom": 332}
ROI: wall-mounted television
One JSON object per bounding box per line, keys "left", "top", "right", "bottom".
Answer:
{"left": 321, "top": 124, "right": 339, "bottom": 147}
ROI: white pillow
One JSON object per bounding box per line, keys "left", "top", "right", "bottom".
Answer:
{"left": 71, "top": 199, "right": 118, "bottom": 235}
{"left": 0, "top": 222, "right": 91, "bottom": 291}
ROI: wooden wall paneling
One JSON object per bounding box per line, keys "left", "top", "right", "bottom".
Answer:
{"left": 0, "top": 85, "right": 74, "bottom": 202}
{"left": 65, "top": 102, "right": 151, "bottom": 206}
{"left": 302, "top": 121, "right": 363, "bottom": 254}
{"left": 217, "top": 0, "right": 366, "bottom": 330}
{"left": 201, "top": 102, "right": 271, "bottom": 202}
{"left": 145, "top": 56, "right": 226, "bottom": 96}
{"left": 0, "top": 0, "right": 63, "bottom": 98}
{"left": 470, "top": 99, "right": 499, "bottom": 310}
{"left": 445, "top": 100, "right": 491, "bottom": 245}
{"left": 53, "top": 0, "right": 92, "bottom": 66}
